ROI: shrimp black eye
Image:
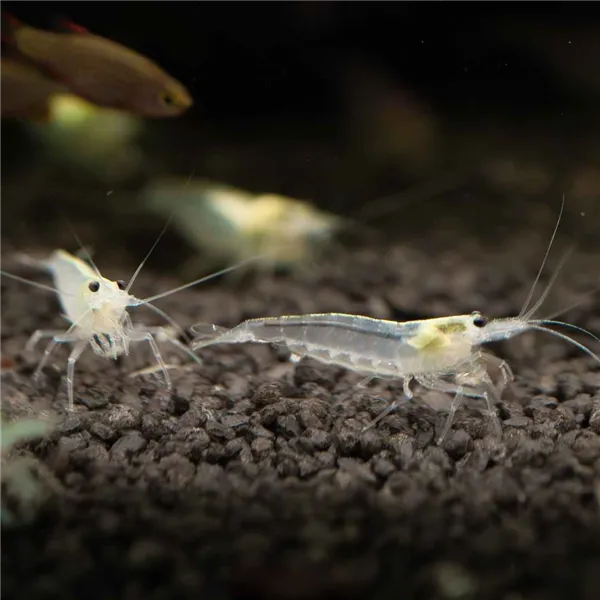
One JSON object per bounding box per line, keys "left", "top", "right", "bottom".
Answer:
{"left": 88, "top": 281, "right": 100, "bottom": 292}
{"left": 471, "top": 312, "right": 488, "bottom": 328}
{"left": 116, "top": 280, "right": 127, "bottom": 290}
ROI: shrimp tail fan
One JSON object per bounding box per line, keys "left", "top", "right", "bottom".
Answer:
{"left": 191, "top": 322, "right": 231, "bottom": 349}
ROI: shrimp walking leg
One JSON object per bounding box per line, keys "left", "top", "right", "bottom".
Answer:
{"left": 439, "top": 387, "right": 466, "bottom": 445}
{"left": 66, "top": 341, "right": 87, "bottom": 410}
{"left": 32, "top": 332, "right": 79, "bottom": 382}
{"left": 483, "top": 353, "right": 514, "bottom": 390}
{"left": 356, "top": 375, "right": 376, "bottom": 390}
{"left": 498, "top": 361, "right": 514, "bottom": 388}
{"left": 129, "top": 330, "right": 172, "bottom": 390}
{"left": 362, "top": 377, "right": 414, "bottom": 432}
{"left": 415, "top": 375, "right": 502, "bottom": 443}
{"left": 136, "top": 326, "right": 202, "bottom": 365}
{"left": 25, "top": 329, "right": 69, "bottom": 353}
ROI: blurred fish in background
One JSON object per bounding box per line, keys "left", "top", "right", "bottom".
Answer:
{"left": 2, "top": 13, "right": 193, "bottom": 118}
{"left": 1, "top": 11, "right": 194, "bottom": 200}
{"left": 338, "top": 57, "right": 441, "bottom": 178}
{"left": 1, "top": 57, "right": 66, "bottom": 122}
{"left": 1, "top": 3, "right": 599, "bottom": 255}
{"left": 143, "top": 178, "right": 347, "bottom": 274}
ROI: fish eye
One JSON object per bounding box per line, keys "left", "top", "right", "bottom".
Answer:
{"left": 471, "top": 311, "right": 488, "bottom": 328}
{"left": 88, "top": 281, "right": 100, "bottom": 293}
{"left": 160, "top": 92, "right": 175, "bottom": 106}
{"left": 116, "top": 280, "right": 127, "bottom": 291}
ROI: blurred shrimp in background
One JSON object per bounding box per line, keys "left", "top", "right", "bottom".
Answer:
{"left": 1, "top": 10, "right": 192, "bottom": 209}
{"left": 143, "top": 178, "right": 347, "bottom": 274}
{"left": 26, "top": 93, "right": 145, "bottom": 184}
{"left": 1, "top": 3, "right": 599, "bottom": 257}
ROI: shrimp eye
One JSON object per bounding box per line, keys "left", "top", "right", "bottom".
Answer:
{"left": 471, "top": 312, "right": 488, "bottom": 328}
{"left": 116, "top": 280, "right": 127, "bottom": 291}
{"left": 88, "top": 281, "right": 100, "bottom": 292}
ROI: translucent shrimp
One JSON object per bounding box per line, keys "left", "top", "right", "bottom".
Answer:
{"left": 1, "top": 239, "right": 260, "bottom": 410}
{"left": 143, "top": 177, "right": 347, "bottom": 274}
{"left": 192, "top": 199, "right": 600, "bottom": 444}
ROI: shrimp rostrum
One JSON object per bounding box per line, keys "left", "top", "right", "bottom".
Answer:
{"left": 193, "top": 203, "right": 600, "bottom": 444}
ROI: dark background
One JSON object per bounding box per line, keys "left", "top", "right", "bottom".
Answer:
{"left": 2, "top": 1, "right": 599, "bottom": 262}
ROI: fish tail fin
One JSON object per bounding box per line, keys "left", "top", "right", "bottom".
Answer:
{"left": 190, "top": 323, "right": 232, "bottom": 350}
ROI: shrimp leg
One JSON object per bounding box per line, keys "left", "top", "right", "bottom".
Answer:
{"left": 25, "top": 329, "right": 69, "bottom": 353}
{"left": 362, "top": 376, "right": 414, "bottom": 431}
{"left": 356, "top": 375, "right": 377, "bottom": 390}
{"left": 136, "top": 326, "right": 202, "bottom": 365}
{"left": 437, "top": 386, "right": 466, "bottom": 445}
{"left": 484, "top": 353, "right": 514, "bottom": 390}
{"left": 66, "top": 341, "right": 87, "bottom": 410}
{"left": 129, "top": 330, "right": 172, "bottom": 390}
{"left": 32, "top": 332, "right": 80, "bottom": 382}
{"left": 415, "top": 374, "right": 502, "bottom": 444}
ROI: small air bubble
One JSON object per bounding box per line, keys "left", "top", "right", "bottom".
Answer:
{"left": 580, "top": 211, "right": 586, "bottom": 217}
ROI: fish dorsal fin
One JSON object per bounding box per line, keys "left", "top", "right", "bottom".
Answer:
{"left": 55, "top": 18, "right": 89, "bottom": 35}
{"left": 1, "top": 11, "right": 25, "bottom": 48}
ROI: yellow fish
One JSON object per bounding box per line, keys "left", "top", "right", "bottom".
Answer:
{"left": 3, "top": 14, "right": 193, "bottom": 118}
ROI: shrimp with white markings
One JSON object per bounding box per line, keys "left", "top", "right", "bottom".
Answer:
{"left": 1, "top": 236, "right": 260, "bottom": 409}
{"left": 192, "top": 199, "right": 599, "bottom": 444}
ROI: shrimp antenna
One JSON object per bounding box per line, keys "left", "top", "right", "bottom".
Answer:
{"left": 126, "top": 167, "right": 197, "bottom": 293}
{"left": 539, "top": 284, "right": 600, "bottom": 322}
{"left": 133, "top": 254, "right": 264, "bottom": 306}
{"left": 65, "top": 219, "right": 102, "bottom": 277}
{"left": 125, "top": 214, "right": 173, "bottom": 293}
{"left": 0, "top": 270, "right": 77, "bottom": 297}
{"left": 140, "top": 302, "right": 202, "bottom": 364}
{"left": 140, "top": 301, "right": 188, "bottom": 338}
{"left": 529, "top": 324, "right": 600, "bottom": 364}
{"left": 522, "top": 244, "right": 575, "bottom": 320}
{"left": 357, "top": 170, "right": 468, "bottom": 221}
{"left": 519, "top": 195, "right": 566, "bottom": 318}
{"left": 531, "top": 319, "right": 600, "bottom": 344}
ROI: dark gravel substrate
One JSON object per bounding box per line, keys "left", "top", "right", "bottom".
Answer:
{"left": 2, "top": 231, "right": 600, "bottom": 600}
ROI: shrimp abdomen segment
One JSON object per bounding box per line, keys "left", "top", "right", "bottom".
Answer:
{"left": 194, "top": 313, "right": 468, "bottom": 376}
